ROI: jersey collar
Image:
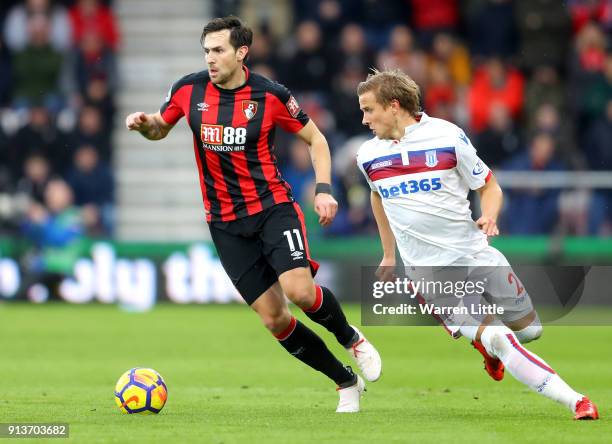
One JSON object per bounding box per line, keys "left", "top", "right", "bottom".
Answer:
{"left": 402, "top": 112, "right": 429, "bottom": 138}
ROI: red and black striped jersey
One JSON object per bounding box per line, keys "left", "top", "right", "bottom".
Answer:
{"left": 159, "top": 66, "right": 310, "bottom": 223}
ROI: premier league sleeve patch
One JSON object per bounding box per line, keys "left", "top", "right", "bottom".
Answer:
{"left": 472, "top": 160, "right": 485, "bottom": 176}
{"left": 286, "top": 95, "right": 301, "bottom": 118}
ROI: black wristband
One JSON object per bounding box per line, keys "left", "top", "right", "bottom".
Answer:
{"left": 315, "top": 183, "right": 332, "bottom": 195}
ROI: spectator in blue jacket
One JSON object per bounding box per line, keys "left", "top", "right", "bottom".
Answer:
{"left": 66, "top": 144, "right": 114, "bottom": 235}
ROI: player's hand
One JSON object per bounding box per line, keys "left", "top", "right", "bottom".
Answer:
{"left": 476, "top": 216, "right": 499, "bottom": 237}
{"left": 375, "top": 257, "right": 397, "bottom": 282}
{"left": 314, "top": 193, "right": 338, "bottom": 227}
{"left": 125, "top": 112, "right": 149, "bottom": 131}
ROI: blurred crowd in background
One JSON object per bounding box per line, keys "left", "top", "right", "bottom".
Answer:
{"left": 224, "top": 0, "right": 612, "bottom": 238}
{"left": 0, "top": 0, "right": 611, "bottom": 250}
{"left": 0, "top": 0, "right": 116, "bottom": 251}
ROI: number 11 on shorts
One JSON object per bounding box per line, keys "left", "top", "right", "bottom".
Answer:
{"left": 283, "top": 229, "right": 304, "bottom": 252}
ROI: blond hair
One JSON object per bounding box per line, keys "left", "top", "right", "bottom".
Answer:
{"left": 357, "top": 69, "right": 421, "bottom": 116}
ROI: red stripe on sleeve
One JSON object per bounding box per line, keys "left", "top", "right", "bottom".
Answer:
{"left": 269, "top": 94, "right": 307, "bottom": 134}
{"left": 485, "top": 170, "right": 493, "bottom": 183}
{"left": 161, "top": 84, "right": 190, "bottom": 125}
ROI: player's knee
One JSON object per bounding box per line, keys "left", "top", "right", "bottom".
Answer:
{"left": 514, "top": 323, "right": 543, "bottom": 343}
{"left": 260, "top": 311, "right": 292, "bottom": 335}
{"left": 284, "top": 285, "right": 315, "bottom": 310}
{"left": 480, "top": 325, "right": 515, "bottom": 359}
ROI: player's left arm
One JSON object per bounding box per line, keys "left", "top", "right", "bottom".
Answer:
{"left": 295, "top": 120, "right": 337, "bottom": 227}
{"left": 455, "top": 129, "right": 502, "bottom": 236}
{"left": 476, "top": 174, "right": 503, "bottom": 237}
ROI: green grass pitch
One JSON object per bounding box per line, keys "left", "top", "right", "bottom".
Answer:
{"left": 0, "top": 303, "right": 609, "bottom": 443}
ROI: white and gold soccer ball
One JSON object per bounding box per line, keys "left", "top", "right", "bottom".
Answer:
{"left": 114, "top": 368, "right": 168, "bottom": 414}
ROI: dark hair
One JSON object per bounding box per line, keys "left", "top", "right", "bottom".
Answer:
{"left": 200, "top": 16, "right": 253, "bottom": 53}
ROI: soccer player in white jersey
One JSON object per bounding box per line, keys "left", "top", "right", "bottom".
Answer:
{"left": 355, "top": 69, "right": 599, "bottom": 420}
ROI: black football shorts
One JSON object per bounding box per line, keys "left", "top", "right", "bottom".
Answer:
{"left": 208, "top": 202, "right": 319, "bottom": 305}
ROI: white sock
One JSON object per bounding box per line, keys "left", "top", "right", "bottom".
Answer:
{"left": 480, "top": 326, "right": 583, "bottom": 412}
{"left": 458, "top": 324, "right": 478, "bottom": 342}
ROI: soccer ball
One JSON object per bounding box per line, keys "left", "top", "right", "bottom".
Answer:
{"left": 114, "top": 368, "right": 168, "bottom": 414}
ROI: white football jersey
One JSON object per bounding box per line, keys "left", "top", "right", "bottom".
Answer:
{"left": 357, "top": 113, "right": 492, "bottom": 266}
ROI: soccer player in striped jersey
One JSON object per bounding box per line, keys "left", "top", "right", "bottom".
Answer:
{"left": 125, "top": 16, "right": 381, "bottom": 412}
{"left": 355, "top": 69, "right": 598, "bottom": 420}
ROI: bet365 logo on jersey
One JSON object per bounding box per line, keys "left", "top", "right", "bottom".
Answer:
{"left": 201, "top": 124, "right": 247, "bottom": 148}
{"left": 379, "top": 177, "right": 442, "bottom": 199}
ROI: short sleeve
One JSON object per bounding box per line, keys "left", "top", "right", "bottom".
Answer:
{"left": 357, "top": 153, "right": 378, "bottom": 192}
{"left": 455, "top": 129, "right": 492, "bottom": 190}
{"left": 270, "top": 83, "right": 310, "bottom": 133}
{"left": 159, "top": 80, "right": 186, "bottom": 125}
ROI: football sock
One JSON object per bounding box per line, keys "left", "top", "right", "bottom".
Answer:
{"left": 275, "top": 316, "right": 356, "bottom": 387}
{"left": 480, "top": 326, "right": 583, "bottom": 412}
{"left": 303, "top": 286, "right": 358, "bottom": 347}
{"left": 458, "top": 324, "right": 478, "bottom": 341}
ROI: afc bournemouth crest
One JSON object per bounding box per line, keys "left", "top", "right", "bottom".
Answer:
{"left": 425, "top": 150, "right": 438, "bottom": 167}
{"left": 242, "top": 100, "right": 258, "bottom": 120}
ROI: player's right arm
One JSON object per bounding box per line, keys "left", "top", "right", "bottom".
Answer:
{"left": 125, "top": 111, "right": 174, "bottom": 141}
{"left": 126, "top": 73, "right": 192, "bottom": 140}
{"left": 371, "top": 190, "right": 397, "bottom": 281}
{"left": 357, "top": 148, "right": 397, "bottom": 280}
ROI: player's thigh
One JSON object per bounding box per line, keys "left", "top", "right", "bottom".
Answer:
{"left": 209, "top": 222, "right": 277, "bottom": 305}
{"left": 452, "top": 246, "right": 510, "bottom": 267}
{"left": 471, "top": 247, "right": 536, "bottom": 325}
{"left": 260, "top": 202, "right": 318, "bottom": 278}
{"left": 504, "top": 309, "right": 537, "bottom": 330}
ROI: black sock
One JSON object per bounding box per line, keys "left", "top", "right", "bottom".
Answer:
{"left": 276, "top": 317, "right": 356, "bottom": 386}
{"left": 303, "top": 286, "right": 358, "bottom": 347}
